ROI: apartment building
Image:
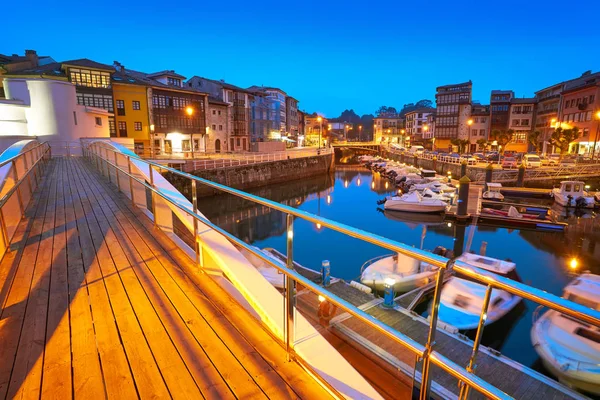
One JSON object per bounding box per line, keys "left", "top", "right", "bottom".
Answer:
{"left": 305, "top": 114, "right": 328, "bottom": 146}
{"left": 507, "top": 98, "right": 536, "bottom": 152}
{"left": 490, "top": 90, "right": 514, "bottom": 133}
{"left": 405, "top": 107, "right": 434, "bottom": 145}
{"left": 434, "top": 81, "right": 472, "bottom": 150}
{"left": 207, "top": 98, "right": 229, "bottom": 153}
{"left": 0, "top": 50, "right": 55, "bottom": 97}
{"left": 286, "top": 96, "right": 299, "bottom": 141}
{"left": 468, "top": 104, "right": 490, "bottom": 152}
{"left": 373, "top": 116, "right": 405, "bottom": 145}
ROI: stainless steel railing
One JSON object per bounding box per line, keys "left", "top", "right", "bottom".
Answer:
{"left": 82, "top": 140, "right": 600, "bottom": 400}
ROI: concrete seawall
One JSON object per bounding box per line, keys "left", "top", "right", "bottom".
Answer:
{"left": 170, "top": 152, "right": 335, "bottom": 197}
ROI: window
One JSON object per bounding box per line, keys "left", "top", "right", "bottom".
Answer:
{"left": 521, "top": 119, "right": 529, "bottom": 126}
{"left": 513, "top": 106, "right": 521, "bottom": 114}
{"left": 109, "top": 119, "right": 116, "bottom": 137}
{"left": 77, "top": 93, "right": 113, "bottom": 112}
{"left": 118, "top": 121, "right": 127, "bottom": 137}
{"left": 512, "top": 119, "right": 520, "bottom": 126}
{"left": 73, "top": 111, "right": 78, "bottom": 125}
{"left": 236, "top": 138, "right": 241, "bottom": 146}
{"left": 68, "top": 68, "right": 111, "bottom": 88}
{"left": 480, "top": 129, "right": 486, "bottom": 136}
{"left": 212, "top": 110, "right": 216, "bottom": 115}
{"left": 182, "top": 140, "right": 191, "bottom": 151}
{"left": 590, "top": 95, "right": 595, "bottom": 103}
{"left": 167, "top": 77, "right": 181, "bottom": 87}
{"left": 212, "top": 124, "right": 216, "bottom": 130}
{"left": 95, "top": 117, "right": 102, "bottom": 126}
{"left": 218, "top": 125, "right": 223, "bottom": 131}
{"left": 471, "top": 129, "right": 477, "bottom": 136}
{"left": 132, "top": 100, "right": 140, "bottom": 110}
{"left": 218, "top": 110, "right": 221, "bottom": 116}
{"left": 134, "top": 122, "right": 142, "bottom": 131}
{"left": 514, "top": 132, "right": 527, "bottom": 143}
{"left": 116, "top": 100, "right": 125, "bottom": 116}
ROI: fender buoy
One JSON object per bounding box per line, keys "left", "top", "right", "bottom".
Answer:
{"left": 318, "top": 301, "right": 338, "bottom": 325}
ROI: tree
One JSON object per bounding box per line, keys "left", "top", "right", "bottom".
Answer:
{"left": 376, "top": 106, "right": 397, "bottom": 117}
{"left": 415, "top": 99, "right": 433, "bottom": 108}
{"left": 490, "top": 129, "right": 514, "bottom": 153}
{"left": 527, "top": 130, "right": 543, "bottom": 153}
{"left": 450, "top": 138, "right": 470, "bottom": 153}
{"left": 550, "top": 127, "right": 580, "bottom": 155}
{"left": 476, "top": 138, "right": 489, "bottom": 154}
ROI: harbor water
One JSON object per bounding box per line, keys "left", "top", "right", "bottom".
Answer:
{"left": 197, "top": 164, "right": 600, "bottom": 372}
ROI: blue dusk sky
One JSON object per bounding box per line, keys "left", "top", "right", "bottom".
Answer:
{"left": 4, "top": 0, "right": 599, "bottom": 117}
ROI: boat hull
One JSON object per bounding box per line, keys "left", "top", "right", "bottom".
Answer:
{"left": 384, "top": 201, "right": 446, "bottom": 213}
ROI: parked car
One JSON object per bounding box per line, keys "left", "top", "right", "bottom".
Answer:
{"left": 548, "top": 154, "right": 561, "bottom": 164}
{"left": 540, "top": 155, "right": 558, "bottom": 166}
{"left": 473, "top": 153, "right": 485, "bottom": 161}
{"left": 460, "top": 154, "right": 477, "bottom": 165}
{"left": 501, "top": 156, "right": 518, "bottom": 169}
{"left": 523, "top": 154, "right": 542, "bottom": 168}
{"left": 486, "top": 152, "right": 501, "bottom": 162}
{"left": 409, "top": 145, "right": 425, "bottom": 155}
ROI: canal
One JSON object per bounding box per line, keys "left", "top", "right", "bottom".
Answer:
{"left": 197, "top": 164, "right": 600, "bottom": 373}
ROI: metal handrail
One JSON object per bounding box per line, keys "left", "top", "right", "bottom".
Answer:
{"left": 86, "top": 141, "right": 511, "bottom": 400}
{"left": 85, "top": 143, "right": 600, "bottom": 328}
{"left": 0, "top": 142, "right": 49, "bottom": 169}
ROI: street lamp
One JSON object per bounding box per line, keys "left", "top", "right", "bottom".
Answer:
{"left": 423, "top": 125, "right": 429, "bottom": 149}
{"left": 185, "top": 107, "right": 195, "bottom": 158}
{"left": 467, "top": 119, "right": 473, "bottom": 153}
{"left": 592, "top": 111, "right": 600, "bottom": 161}
{"left": 317, "top": 116, "right": 323, "bottom": 149}
{"left": 401, "top": 129, "right": 406, "bottom": 147}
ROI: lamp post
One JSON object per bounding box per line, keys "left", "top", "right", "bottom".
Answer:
{"left": 467, "top": 119, "right": 474, "bottom": 153}
{"left": 358, "top": 125, "right": 363, "bottom": 141}
{"left": 400, "top": 129, "right": 406, "bottom": 148}
{"left": 423, "top": 124, "right": 429, "bottom": 149}
{"left": 317, "top": 116, "right": 323, "bottom": 149}
{"left": 186, "top": 106, "right": 195, "bottom": 158}
{"left": 592, "top": 111, "right": 600, "bottom": 161}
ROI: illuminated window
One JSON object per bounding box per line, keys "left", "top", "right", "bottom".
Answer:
{"left": 116, "top": 100, "right": 125, "bottom": 116}
{"left": 134, "top": 122, "right": 142, "bottom": 131}
{"left": 132, "top": 100, "right": 140, "bottom": 110}
{"left": 95, "top": 117, "right": 102, "bottom": 126}
{"left": 118, "top": 121, "right": 127, "bottom": 137}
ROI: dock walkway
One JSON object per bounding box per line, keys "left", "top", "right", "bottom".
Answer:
{"left": 0, "top": 157, "right": 331, "bottom": 399}
{"left": 275, "top": 252, "right": 584, "bottom": 400}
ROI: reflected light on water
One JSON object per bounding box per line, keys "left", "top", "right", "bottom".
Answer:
{"left": 371, "top": 181, "right": 375, "bottom": 189}
{"left": 327, "top": 195, "right": 332, "bottom": 205}
{"left": 357, "top": 178, "right": 361, "bottom": 186}
{"left": 569, "top": 258, "right": 579, "bottom": 270}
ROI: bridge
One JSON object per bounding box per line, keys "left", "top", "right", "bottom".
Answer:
{"left": 332, "top": 142, "right": 381, "bottom": 152}
{"left": 0, "top": 139, "right": 598, "bottom": 400}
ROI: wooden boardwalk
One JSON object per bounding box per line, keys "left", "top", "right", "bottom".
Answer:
{"left": 0, "top": 157, "right": 332, "bottom": 400}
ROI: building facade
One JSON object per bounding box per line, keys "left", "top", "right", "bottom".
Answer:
{"left": 559, "top": 74, "right": 600, "bottom": 156}
{"left": 489, "top": 90, "right": 514, "bottom": 134}
{"left": 405, "top": 108, "right": 434, "bottom": 145}
{"left": 374, "top": 116, "right": 404, "bottom": 145}
{"left": 0, "top": 50, "right": 55, "bottom": 97}
{"left": 468, "top": 104, "right": 490, "bottom": 152}
{"left": 507, "top": 98, "right": 536, "bottom": 153}
{"left": 304, "top": 114, "right": 328, "bottom": 147}
{"left": 434, "top": 81, "right": 472, "bottom": 151}
{"left": 286, "top": 96, "right": 299, "bottom": 142}
{"left": 207, "top": 99, "right": 229, "bottom": 153}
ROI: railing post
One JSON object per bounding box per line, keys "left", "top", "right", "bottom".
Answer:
{"left": 191, "top": 179, "right": 203, "bottom": 268}
{"left": 459, "top": 284, "right": 493, "bottom": 400}
{"left": 284, "top": 214, "right": 295, "bottom": 361}
{"left": 114, "top": 152, "right": 121, "bottom": 191}
{"left": 419, "top": 259, "right": 451, "bottom": 400}
{"left": 11, "top": 160, "right": 24, "bottom": 217}
{"left": 149, "top": 165, "right": 157, "bottom": 227}
{"left": 127, "top": 156, "right": 135, "bottom": 207}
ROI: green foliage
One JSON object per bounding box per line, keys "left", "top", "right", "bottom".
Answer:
{"left": 476, "top": 138, "right": 489, "bottom": 153}
{"left": 550, "top": 127, "right": 580, "bottom": 155}
{"left": 450, "top": 138, "right": 470, "bottom": 153}
{"left": 490, "top": 129, "right": 514, "bottom": 153}
{"left": 527, "top": 131, "right": 542, "bottom": 153}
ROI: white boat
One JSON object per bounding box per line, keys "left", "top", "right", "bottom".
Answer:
{"left": 552, "top": 181, "right": 597, "bottom": 209}
{"left": 482, "top": 182, "right": 505, "bottom": 201}
{"left": 384, "top": 191, "right": 448, "bottom": 213}
{"left": 239, "top": 246, "right": 285, "bottom": 289}
{"left": 411, "top": 180, "right": 455, "bottom": 194}
{"left": 531, "top": 273, "right": 600, "bottom": 395}
{"left": 360, "top": 252, "right": 438, "bottom": 293}
{"left": 437, "top": 253, "right": 522, "bottom": 330}
{"left": 420, "top": 188, "right": 453, "bottom": 203}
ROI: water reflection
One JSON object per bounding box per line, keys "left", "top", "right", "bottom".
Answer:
{"left": 199, "top": 166, "right": 600, "bottom": 368}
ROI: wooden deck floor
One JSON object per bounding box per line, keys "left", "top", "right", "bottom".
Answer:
{"left": 0, "top": 157, "right": 332, "bottom": 400}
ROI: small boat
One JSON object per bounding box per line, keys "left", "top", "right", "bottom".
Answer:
{"left": 239, "top": 246, "right": 285, "bottom": 289}
{"left": 437, "top": 253, "right": 522, "bottom": 331}
{"left": 420, "top": 188, "right": 453, "bottom": 203}
{"left": 482, "top": 182, "right": 505, "bottom": 201}
{"left": 531, "top": 273, "right": 600, "bottom": 395}
{"left": 551, "top": 181, "right": 597, "bottom": 209}
{"left": 481, "top": 206, "right": 542, "bottom": 220}
{"left": 384, "top": 191, "right": 448, "bottom": 213}
{"left": 382, "top": 210, "right": 445, "bottom": 226}
{"left": 360, "top": 248, "right": 449, "bottom": 293}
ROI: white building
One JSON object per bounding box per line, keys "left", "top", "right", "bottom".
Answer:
{"left": 405, "top": 108, "right": 434, "bottom": 145}
{"left": 0, "top": 78, "right": 110, "bottom": 149}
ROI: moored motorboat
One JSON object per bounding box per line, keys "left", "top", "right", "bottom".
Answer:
{"left": 384, "top": 191, "right": 448, "bottom": 213}
{"left": 360, "top": 248, "right": 450, "bottom": 293}
{"left": 482, "top": 182, "right": 505, "bottom": 201}
{"left": 531, "top": 273, "right": 600, "bottom": 395}
{"left": 436, "top": 253, "right": 522, "bottom": 331}
{"left": 552, "top": 181, "right": 597, "bottom": 209}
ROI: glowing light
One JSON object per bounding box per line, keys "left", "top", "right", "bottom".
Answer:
{"left": 569, "top": 258, "right": 579, "bottom": 270}
{"left": 385, "top": 181, "right": 389, "bottom": 189}
{"left": 482, "top": 313, "right": 487, "bottom": 321}
{"left": 596, "top": 111, "right": 600, "bottom": 119}
{"left": 185, "top": 106, "right": 194, "bottom": 116}
{"left": 327, "top": 195, "right": 332, "bottom": 204}
{"left": 397, "top": 189, "right": 402, "bottom": 194}
{"left": 357, "top": 178, "right": 361, "bottom": 186}
{"left": 317, "top": 116, "right": 322, "bottom": 122}
{"left": 344, "top": 180, "right": 349, "bottom": 188}
{"left": 447, "top": 222, "right": 452, "bottom": 227}
{"left": 384, "top": 278, "right": 396, "bottom": 287}
{"left": 467, "top": 119, "right": 473, "bottom": 126}
{"left": 316, "top": 223, "right": 322, "bottom": 230}
{"left": 447, "top": 171, "right": 452, "bottom": 175}
{"left": 318, "top": 295, "right": 326, "bottom": 303}
{"left": 287, "top": 230, "right": 294, "bottom": 240}
{"left": 585, "top": 185, "right": 590, "bottom": 190}
{"left": 371, "top": 181, "right": 375, "bottom": 189}
{"left": 150, "top": 124, "right": 155, "bottom": 132}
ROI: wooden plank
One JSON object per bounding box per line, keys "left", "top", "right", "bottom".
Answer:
{"left": 62, "top": 159, "right": 106, "bottom": 398}
{"left": 82, "top": 158, "right": 333, "bottom": 399}
{"left": 0, "top": 161, "right": 54, "bottom": 399}
{"left": 70, "top": 159, "right": 171, "bottom": 399}
{"left": 41, "top": 158, "right": 73, "bottom": 400}
{"left": 72, "top": 159, "right": 199, "bottom": 399}
{"left": 6, "top": 158, "right": 59, "bottom": 399}
{"left": 67, "top": 158, "right": 139, "bottom": 400}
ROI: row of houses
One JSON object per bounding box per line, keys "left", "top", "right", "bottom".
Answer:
{"left": 0, "top": 50, "right": 302, "bottom": 154}
{"left": 374, "top": 71, "right": 600, "bottom": 155}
